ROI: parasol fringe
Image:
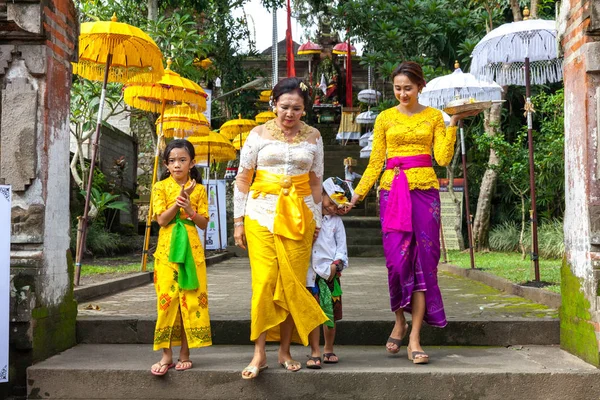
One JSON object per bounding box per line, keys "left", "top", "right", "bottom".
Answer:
{"left": 470, "top": 25, "right": 562, "bottom": 86}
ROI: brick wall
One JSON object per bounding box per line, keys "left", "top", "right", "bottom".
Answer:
{"left": 1, "top": 0, "right": 77, "bottom": 397}
{"left": 560, "top": 0, "right": 600, "bottom": 366}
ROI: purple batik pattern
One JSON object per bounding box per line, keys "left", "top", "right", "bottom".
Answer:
{"left": 379, "top": 188, "right": 447, "bottom": 328}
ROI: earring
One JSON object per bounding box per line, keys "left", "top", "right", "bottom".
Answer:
{"left": 273, "top": 108, "right": 278, "bottom": 115}
{"left": 302, "top": 111, "right": 306, "bottom": 116}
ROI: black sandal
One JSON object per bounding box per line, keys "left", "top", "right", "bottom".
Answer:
{"left": 386, "top": 337, "right": 403, "bottom": 354}
{"left": 323, "top": 353, "right": 339, "bottom": 364}
{"left": 306, "top": 355, "right": 322, "bottom": 369}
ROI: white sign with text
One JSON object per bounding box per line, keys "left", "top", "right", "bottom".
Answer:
{"left": 198, "top": 180, "right": 227, "bottom": 250}
{"left": 0, "top": 185, "right": 11, "bottom": 383}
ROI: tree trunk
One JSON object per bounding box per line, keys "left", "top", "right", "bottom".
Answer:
{"left": 472, "top": 101, "right": 503, "bottom": 251}
{"left": 510, "top": 0, "right": 523, "bottom": 21}
{"left": 446, "top": 141, "right": 465, "bottom": 251}
{"left": 148, "top": 0, "right": 158, "bottom": 22}
{"left": 519, "top": 192, "right": 526, "bottom": 260}
{"left": 530, "top": 0, "right": 538, "bottom": 19}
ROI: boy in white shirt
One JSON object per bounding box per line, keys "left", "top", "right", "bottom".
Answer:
{"left": 306, "top": 177, "right": 350, "bottom": 369}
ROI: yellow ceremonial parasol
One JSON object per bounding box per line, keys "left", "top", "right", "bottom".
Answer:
{"left": 259, "top": 90, "right": 272, "bottom": 103}
{"left": 124, "top": 59, "right": 208, "bottom": 271}
{"left": 220, "top": 115, "right": 258, "bottom": 154}
{"left": 231, "top": 131, "right": 251, "bottom": 150}
{"left": 156, "top": 103, "right": 211, "bottom": 138}
{"left": 188, "top": 133, "right": 236, "bottom": 250}
{"left": 219, "top": 115, "right": 258, "bottom": 139}
{"left": 255, "top": 111, "right": 277, "bottom": 124}
{"left": 72, "top": 13, "right": 164, "bottom": 285}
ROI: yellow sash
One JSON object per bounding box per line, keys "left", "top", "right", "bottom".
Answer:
{"left": 250, "top": 170, "right": 312, "bottom": 240}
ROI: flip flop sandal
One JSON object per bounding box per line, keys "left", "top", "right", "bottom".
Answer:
{"left": 241, "top": 364, "right": 268, "bottom": 380}
{"left": 280, "top": 359, "right": 302, "bottom": 372}
{"left": 323, "top": 353, "right": 339, "bottom": 364}
{"left": 306, "top": 355, "right": 322, "bottom": 369}
{"left": 150, "top": 362, "right": 175, "bottom": 376}
{"left": 175, "top": 359, "right": 193, "bottom": 371}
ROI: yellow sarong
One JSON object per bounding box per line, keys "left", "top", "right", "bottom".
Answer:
{"left": 246, "top": 170, "right": 328, "bottom": 345}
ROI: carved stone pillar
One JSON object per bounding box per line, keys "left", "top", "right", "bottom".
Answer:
{"left": 0, "top": 0, "right": 77, "bottom": 396}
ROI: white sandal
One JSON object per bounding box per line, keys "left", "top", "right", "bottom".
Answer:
{"left": 241, "top": 364, "right": 268, "bottom": 380}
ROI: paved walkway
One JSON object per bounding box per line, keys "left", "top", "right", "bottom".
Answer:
{"left": 78, "top": 257, "right": 558, "bottom": 320}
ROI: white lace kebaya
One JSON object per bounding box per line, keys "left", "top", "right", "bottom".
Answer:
{"left": 233, "top": 120, "right": 324, "bottom": 232}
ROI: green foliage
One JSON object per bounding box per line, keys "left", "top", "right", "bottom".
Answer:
{"left": 489, "top": 219, "right": 565, "bottom": 260}
{"left": 70, "top": 224, "right": 137, "bottom": 256}
{"left": 489, "top": 221, "right": 521, "bottom": 253}
{"left": 336, "top": 0, "right": 506, "bottom": 79}
{"left": 82, "top": 187, "right": 131, "bottom": 215}
{"left": 145, "top": 12, "right": 213, "bottom": 82}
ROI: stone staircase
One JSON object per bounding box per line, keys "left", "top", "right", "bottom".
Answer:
{"left": 26, "top": 257, "right": 600, "bottom": 399}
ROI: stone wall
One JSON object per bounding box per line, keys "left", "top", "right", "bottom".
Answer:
{"left": 98, "top": 124, "right": 138, "bottom": 226}
{"left": 0, "top": 0, "right": 77, "bottom": 396}
{"left": 559, "top": 0, "right": 600, "bottom": 366}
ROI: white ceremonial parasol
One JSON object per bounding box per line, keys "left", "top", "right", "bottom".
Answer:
{"left": 470, "top": 9, "right": 562, "bottom": 281}
{"left": 421, "top": 63, "right": 504, "bottom": 269}
{"left": 357, "top": 89, "right": 381, "bottom": 105}
{"left": 356, "top": 110, "right": 378, "bottom": 124}
{"left": 420, "top": 64, "right": 503, "bottom": 110}
{"left": 360, "top": 143, "right": 372, "bottom": 159}
{"left": 470, "top": 18, "right": 562, "bottom": 86}
{"left": 359, "top": 131, "right": 373, "bottom": 147}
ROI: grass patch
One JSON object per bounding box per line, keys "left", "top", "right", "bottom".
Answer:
{"left": 445, "top": 250, "right": 561, "bottom": 294}
{"left": 80, "top": 261, "right": 154, "bottom": 277}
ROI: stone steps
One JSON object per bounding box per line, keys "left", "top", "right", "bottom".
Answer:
{"left": 76, "top": 317, "right": 559, "bottom": 347}
{"left": 342, "top": 216, "right": 383, "bottom": 256}
{"left": 27, "top": 344, "right": 600, "bottom": 399}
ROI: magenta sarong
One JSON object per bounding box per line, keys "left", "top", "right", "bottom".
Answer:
{"left": 379, "top": 187, "right": 447, "bottom": 328}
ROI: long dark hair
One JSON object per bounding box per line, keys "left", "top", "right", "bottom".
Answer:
{"left": 272, "top": 77, "right": 310, "bottom": 106}
{"left": 391, "top": 61, "right": 426, "bottom": 89}
{"left": 160, "top": 139, "right": 202, "bottom": 183}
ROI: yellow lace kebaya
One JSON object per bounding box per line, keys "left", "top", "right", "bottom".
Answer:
{"left": 354, "top": 106, "right": 457, "bottom": 200}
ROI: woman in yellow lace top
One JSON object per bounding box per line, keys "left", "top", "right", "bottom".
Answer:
{"left": 350, "top": 62, "right": 479, "bottom": 364}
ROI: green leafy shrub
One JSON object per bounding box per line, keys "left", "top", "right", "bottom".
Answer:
{"left": 489, "top": 220, "right": 564, "bottom": 260}
{"left": 489, "top": 221, "right": 521, "bottom": 253}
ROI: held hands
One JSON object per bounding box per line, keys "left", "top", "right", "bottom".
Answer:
{"left": 176, "top": 184, "right": 194, "bottom": 216}
{"left": 328, "top": 263, "right": 337, "bottom": 282}
{"left": 336, "top": 193, "right": 360, "bottom": 216}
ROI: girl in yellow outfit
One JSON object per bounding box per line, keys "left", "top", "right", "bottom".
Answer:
{"left": 150, "top": 139, "right": 211, "bottom": 376}
{"left": 234, "top": 77, "right": 328, "bottom": 379}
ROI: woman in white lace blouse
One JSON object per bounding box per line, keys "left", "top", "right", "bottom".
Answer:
{"left": 234, "top": 78, "right": 328, "bottom": 379}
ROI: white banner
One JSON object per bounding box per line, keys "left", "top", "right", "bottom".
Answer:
{"left": 198, "top": 180, "right": 227, "bottom": 250}
{"left": 203, "top": 89, "right": 212, "bottom": 126}
{"left": 0, "top": 185, "right": 11, "bottom": 383}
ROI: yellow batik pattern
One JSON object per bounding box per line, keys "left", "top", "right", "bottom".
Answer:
{"left": 354, "top": 106, "right": 457, "bottom": 200}
{"left": 152, "top": 176, "right": 212, "bottom": 350}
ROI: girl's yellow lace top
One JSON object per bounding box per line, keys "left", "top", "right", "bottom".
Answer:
{"left": 354, "top": 106, "right": 457, "bottom": 199}
{"left": 152, "top": 176, "right": 209, "bottom": 262}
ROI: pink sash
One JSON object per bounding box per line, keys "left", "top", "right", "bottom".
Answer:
{"left": 382, "top": 154, "right": 433, "bottom": 233}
